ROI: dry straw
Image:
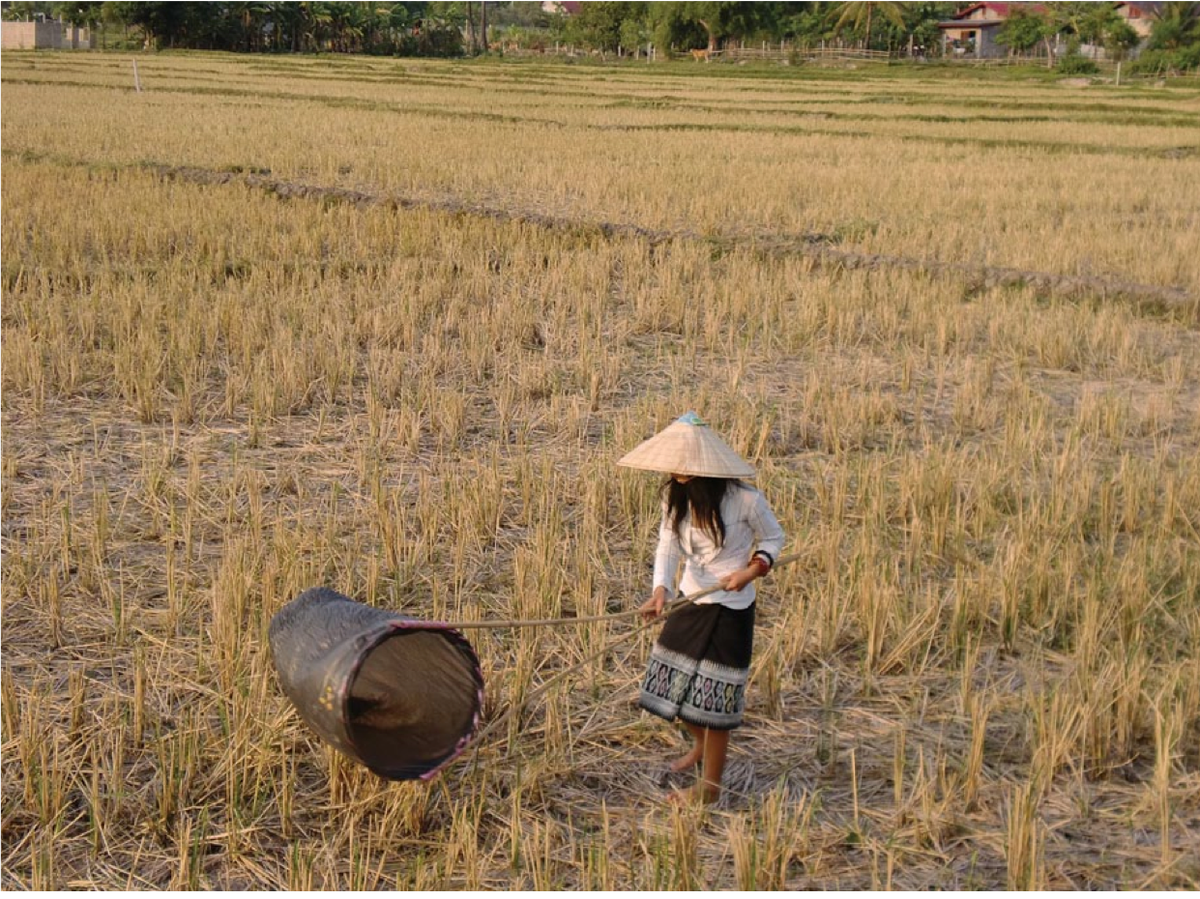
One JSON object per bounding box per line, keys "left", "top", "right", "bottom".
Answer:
{"left": 2, "top": 51, "right": 1198, "bottom": 890}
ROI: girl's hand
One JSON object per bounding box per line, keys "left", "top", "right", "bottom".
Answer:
{"left": 720, "top": 566, "right": 758, "bottom": 593}
{"left": 640, "top": 587, "right": 667, "bottom": 622}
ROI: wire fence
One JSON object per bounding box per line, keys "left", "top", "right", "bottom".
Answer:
{"left": 687, "top": 45, "right": 891, "bottom": 64}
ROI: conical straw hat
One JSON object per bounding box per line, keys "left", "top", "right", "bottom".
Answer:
{"left": 617, "top": 412, "right": 755, "bottom": 478}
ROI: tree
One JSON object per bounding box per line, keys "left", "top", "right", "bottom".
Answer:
{"left": 1037, "top": 0, "right": 1132, "bottom": 64}
{"left": 224, "top": 2, "right": 268, "bottom": 52}
{"left": 648, "top": 1, "right": 774, "bottom": 54}
{"left": 563, "top": 2, "right": 643, "bottom": 53}
{"left": 780, "top": 5, "right": 835, "bottom": 46}
{"left": 354, "top": 2, "right": 407, "bottom": 55}
{"left": 648, "top": 2, "right": 706, "bottom": 54}
{"left": 51, "top": 2, "right": 103, "bottom": 28}
{"left": 1049, "top": 1, "right": 1107, "bottom": 46}
{"left": 326, "top": 3, "right": 364, "bottom": 51}
{"left": 299, "top": 1, "right": 334, "bottom": 51}
{"left": 1032, "top": 4, "right": 1076, "bottom": 68}
{"left": 852, "top": 2, "right": 955, "bottom": 55}
{"left": 1148, "top": 1, "right": 1200, "bottom": 50}
{"left": 409, "top": 4, "right": 466, "bottom": 57}
{"left": 619, "top": 13, "right": 650, "bottom": 56}
{"left": 263, "top": 1, "right": 304, "bottom": 51}
{"left": 995, "top": 4, "right": 1051, "bottom": 56}
{"left": 2, "top": 2, "right": 53, "bottom": 22}
{"left": 108, "top": 1, "right": 199, "bottom": 49}
{"left": 830, "top": 1, "right": 907, "bottom": 50}
{"left": 1104, "top": 19, "right": 1140, "bottom": 61}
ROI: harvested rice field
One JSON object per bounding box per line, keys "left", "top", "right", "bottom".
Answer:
{"left": 2, "top": 51, "right": 1199, "bottom": 889}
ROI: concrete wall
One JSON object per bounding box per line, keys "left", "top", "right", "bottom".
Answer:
{"left": 1, "top": 21, "right": 91, "bottom": 51}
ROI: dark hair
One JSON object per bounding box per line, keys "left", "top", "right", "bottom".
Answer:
{"left": 662, "top": 477, "right": 737, "bottom": 547}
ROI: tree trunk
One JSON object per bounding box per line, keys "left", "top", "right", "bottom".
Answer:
{"left": 481, "top": 1, "right": 488, "bottom": 52}
{"left": 864, "top": 4, "right": 873, "bottom": 51}
{"left": 465, "top": 1, "right": 476, "bottom": 54}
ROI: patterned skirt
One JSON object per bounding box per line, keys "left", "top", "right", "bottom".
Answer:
{"left": 639, "top": 601, "right": 755, "bottom": 731}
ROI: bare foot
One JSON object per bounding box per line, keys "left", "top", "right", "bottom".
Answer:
{"left": 667, "top": 784, "right": 720, "bottom": 805}
{"left": 669, "top": 745, "right": 703, "bottom": 773}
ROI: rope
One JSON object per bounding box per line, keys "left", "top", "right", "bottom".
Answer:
{"left": 460, "top": 550, "right": 803, "bottom": 752}
{"left": 449, "top": 551, "right": 804, "bottom": 631}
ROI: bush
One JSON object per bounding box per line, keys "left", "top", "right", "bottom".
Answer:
{"left": 395, "top": 23, "right": 464, "bottom": 58}
{"left": 1056, "top": 54, "right": 1099, "bottom": 75}
{"left": 1129, "top": 46, "right": 1200, "bottom": 75}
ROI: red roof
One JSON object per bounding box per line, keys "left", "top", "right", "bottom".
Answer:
{"left": 952, "top": 2, "right": 1054, "bottom": 18}
{"left": 952, "top": 2, "right": 1011, "bottom": 18}
{"left": 941, "top": 3, "right": 1050, "bottom": 24}
{"left": 1115, "top": 1, "right": 1163, "bottom": 18}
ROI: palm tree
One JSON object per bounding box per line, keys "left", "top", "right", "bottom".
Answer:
{"left": 229, "top": 2, "right": 268, "bottom": 52}
{"left": 300, "top": 1, "right": 333, "bottom": 51}
{"left": 830, "top": 1, "right": 907, "bottom": 51}
{"left": 1148, "top": 1, "right": 1200, "bottom": 50}
{"left": 381, "top": 3, "right": 410, "bottom": 52}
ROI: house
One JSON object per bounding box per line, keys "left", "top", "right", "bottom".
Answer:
{"left": 1, "top": 19, "right": 90, "bottom": 50}
{"left": 937, "top": 3, "right": 1025, "bottom": 59}
{"left": 1113, "top": 2, "right": 1162, "bottom": 39}
{"left": 939, "top": 2, "right": 1163, "bottom": 59}
{"left": 540, "top": 2, "right": 582, "bottom": 15}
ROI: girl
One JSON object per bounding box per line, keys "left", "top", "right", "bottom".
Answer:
{"left": 618, "top": 412, "right": 785, "bottom": 804}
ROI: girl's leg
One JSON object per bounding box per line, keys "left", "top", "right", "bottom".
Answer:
{"left": 696, "top": 728, "right": 730, "bottom": 802}
{"left": 669, "top": 726, "right": 730, "bottom": 804}
{"left": 670, "top": 721, "right": 707, "bottom": 772}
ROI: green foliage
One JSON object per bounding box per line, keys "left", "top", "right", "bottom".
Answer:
{"left": 490, "top": 24, "right": 551, "bottom": 52}
{"left": 1103, "top": 20, "right": 1139, "bottom": 61}
{"left": 996, "top": 6, "right": 1051, "bottom": 53}
{"left": 92, "top": 2, "right": 450, "bottom": 55}
{"left": 829, "top": 1, "right": 908, "bottom": 49}
{"left": 487, "top": 2, "right": 555, "bottom": 30}
{"left": 563, "top": 1, "right": 645, "bottom": 52}
{"left": 1130, "top": 1, "right": 1200, "bottom": 71}
{"left": 647, "top": 1, "right": 778, "bottom": 53}
{"left": 1147, "top": 1, "right": 1200, "bottom": 50}
{"left": 1055, "top": 52, "right": 1099, "bottom": 75}
{"left": 51, "top": 2, "right": 103, "bottom": 28}
{"left": 780, "top": 6, "right": 835, "bottom": 45}
{"left": 107, "top": 2, "right": 196, "bottom": 50}
{"left": 1129, "top": 44, "right": 1200, "bottom": 73}
{"left": 903, "top": 2, "right": 957, "bottom": 53}
{"left": 400, "top": 17, "right": 464, "bottom": 57}
{"left": 2, "top": 2, "right": 53, "bottom": 21}
{"left": 618, "top": 14, "right": 650, "bottom": 54}
{"left": 1057, "top": 1, "right": 1119, "bottom": 45}
{"left": 647, "top": 2, "right": 707, "bottom": 54}
{"left": 995, "top": 3, "right": 1141, "bottom": 65}
{"left": 0, "top": 0, "right": 1019, "bottom": 60}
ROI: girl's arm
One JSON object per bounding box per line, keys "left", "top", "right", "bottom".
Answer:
{"left": 641, "top": 507, "right": 682, "bottom": 621}
{"left": 720, "top": 490, "right": 785, "bottom": 592}
{"left": 747, "top": 489, "right": 785, "bottom": 569}
{"left": 651, "top": 507, "right": 682, "bottom": 598}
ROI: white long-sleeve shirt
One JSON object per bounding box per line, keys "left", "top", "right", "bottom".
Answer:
{"left": 652, "top": 483, "right": 785, "bottom": 610}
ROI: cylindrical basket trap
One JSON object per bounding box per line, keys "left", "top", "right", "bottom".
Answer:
{"left": 269, "top": 587, "right": 484, "bottom": 781}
